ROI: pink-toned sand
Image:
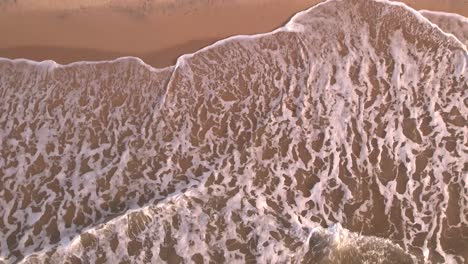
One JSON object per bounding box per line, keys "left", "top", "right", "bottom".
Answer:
{"left": 0, "top": 0, "right": 466, "bottom": 67}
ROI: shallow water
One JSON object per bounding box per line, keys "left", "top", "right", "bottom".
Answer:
{"left": 0, "top": 0, "right": 467, "bottom": 263}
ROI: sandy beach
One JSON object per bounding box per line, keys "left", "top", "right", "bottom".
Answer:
{"left": 0, "top": 0, "right": 466, "bottom": 67}
{"left": 1, "top": 1, "right": 467, "bottom": 263}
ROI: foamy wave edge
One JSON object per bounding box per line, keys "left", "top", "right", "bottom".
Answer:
{"left": 0, "top": 0, "right": 466, "bottom": 74}
{"left": 3, "top": 0, "right": 467, "bottom": 262}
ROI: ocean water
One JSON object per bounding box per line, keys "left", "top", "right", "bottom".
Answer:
{"left": 420, "top": 10, "right": 468, "bottom": 47}
{"left": 0, "top": 0, "right": 467, "bottom": 263}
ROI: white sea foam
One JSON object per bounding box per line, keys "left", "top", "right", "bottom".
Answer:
{"left": 0, "top": 0, "right": 467, "bottom": 263}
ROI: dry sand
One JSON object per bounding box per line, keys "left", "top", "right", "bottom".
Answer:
{"left": 0, "top": 0, "right": 467, "bottom": 68}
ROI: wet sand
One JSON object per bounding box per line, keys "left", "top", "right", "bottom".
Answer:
{"left": 0, "top": 0, "right": 467, "bottom": 67}
{"left": 0, "top": 1, "right": 467, "bottom": 262}
{"left": 0, "top": 0, "right": 323, "bottom": 67}
{"left": 0, "top": 39, "right": 219, "bottom": 68}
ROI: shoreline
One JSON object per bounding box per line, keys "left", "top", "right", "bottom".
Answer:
{"left": 0, "top": 0, "right": 467, "bottom": 68}
{"left": 0, "top": 38, "right": 219, "bottom": 68}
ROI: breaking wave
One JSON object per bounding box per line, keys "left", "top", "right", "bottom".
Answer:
{"left": 0, "top": 0, "right": 467, "bottom": 263}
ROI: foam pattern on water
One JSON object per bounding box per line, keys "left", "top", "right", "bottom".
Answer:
{"left": 0, "top": 0, "right": 467, "bottom": 263}
{"left": 420, "top": 10, "right": 468, "bottom": 48}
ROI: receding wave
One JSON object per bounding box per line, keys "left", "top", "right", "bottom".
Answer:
{"left": 0, "top": 0, "right": 467, "bottom": 263}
